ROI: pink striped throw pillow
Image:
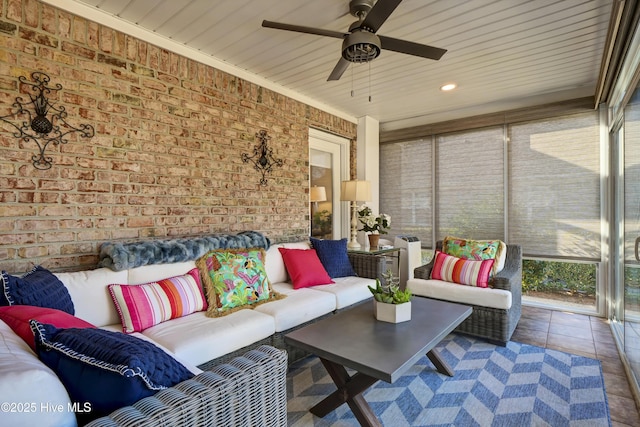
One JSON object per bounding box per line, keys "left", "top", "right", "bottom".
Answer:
{"left": 108, "top": 268, "right": 207, "bottom": 333}
{"left": 430, "top": 250, "right": 495, "bottom": 288}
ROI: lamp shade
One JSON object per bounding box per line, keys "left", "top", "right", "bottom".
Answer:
{"left": 340, "top": 180, "right": 371, "bottom": 202}
{"left": 310, "top": 186, "right": 327, "bottom": 203}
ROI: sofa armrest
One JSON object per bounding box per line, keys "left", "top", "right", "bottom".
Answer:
{"left": 413, "top": 241, "right": 442, "bottom": 280}
{"left": 414, "top": 260, "right": 435, "bottom": 280}
{"left": 491, "top": 244, "right": 522, "bottom": 293}
{"left": 348, "top": 252, "right": 386, "bottom": 279}
{"left": 86, "top": 345, "right": 288, "bottom": 427}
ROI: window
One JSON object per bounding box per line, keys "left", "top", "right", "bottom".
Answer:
{"left": 380, "top": 139, "right": 432, "bottom": 245}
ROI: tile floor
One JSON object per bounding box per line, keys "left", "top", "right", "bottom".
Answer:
{"left": 512, "top": 305, "right": 640, "bottom": 426}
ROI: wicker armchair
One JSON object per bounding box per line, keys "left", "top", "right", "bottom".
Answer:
{"left": 86, "top": 345, "right": 288, "bottom": 427}
{"left": 412, "top": 241, "right": 522, "bottom": 345}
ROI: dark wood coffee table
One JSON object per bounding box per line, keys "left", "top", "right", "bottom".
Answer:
{"left": 285, "top": 296, "right": 472, "bottom": 427}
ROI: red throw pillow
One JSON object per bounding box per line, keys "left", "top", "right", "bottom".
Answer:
{"left": 0, "top": 305, "right": 95, "bottom": 350}
{"left": 278, "top": 248, "right": 334, "bottom": 289}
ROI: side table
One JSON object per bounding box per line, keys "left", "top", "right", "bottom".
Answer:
{"left": 347, "top": 247, "right": 400, "bottom": 282}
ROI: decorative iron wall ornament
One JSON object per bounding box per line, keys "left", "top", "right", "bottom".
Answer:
{"left": 0, "top": 72, "right": 95, "bottom": 170}
{"left": 241, "top": 130, "right": 283, "bottom": 185}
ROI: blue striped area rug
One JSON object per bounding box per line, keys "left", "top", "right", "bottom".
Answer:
{"left": 286, "top": 334, "right": 611, "bottom": 427}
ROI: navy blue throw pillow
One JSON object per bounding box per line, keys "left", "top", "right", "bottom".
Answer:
{"left": 1, "top": 266, "right": 74, "bottom": 314}
{"left": 30, "top": 320, "right": 194, "bottom": 423}
{"left": 310, "top": 237, "right": 356, "bottom": 278}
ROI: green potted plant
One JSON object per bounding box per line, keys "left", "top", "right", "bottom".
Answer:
{"left": 368, "top": 270, "right": 412, "bottom": 323}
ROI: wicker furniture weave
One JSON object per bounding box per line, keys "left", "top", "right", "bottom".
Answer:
{"left": 413, "top": 241, "right": 522, "bottom": 345}
{"left": 86, "top": 345, "right": 288, "bottom": 427}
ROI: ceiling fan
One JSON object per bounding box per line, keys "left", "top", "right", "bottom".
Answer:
{"left": 262, "top": 0, "right": 447, "bottom": 81}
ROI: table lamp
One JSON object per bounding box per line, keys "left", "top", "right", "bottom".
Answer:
{"left": 340, "top": 180, "right": 371, "bottom": 249}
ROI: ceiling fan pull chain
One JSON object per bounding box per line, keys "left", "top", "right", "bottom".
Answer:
{"left": 351, "top": 63, "right": 355, "bottom": 97}
{"left": 368, "top": 62, "right": 372, "bottom": 102}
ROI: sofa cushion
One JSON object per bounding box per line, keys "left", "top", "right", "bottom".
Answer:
{"left": 443, "top": 236, "right": 506, "bottom": 275}
{"left": 197, "top": 248, "right": 283, "bottom": 317}
{"left": 108, "top": 268, "right": 207, "bottom": 333}
{"left": 31, "top": 320, "right": 194, "bottom": 423}
{"left": 431, "top": 250, "right": 494, "bottom": 288}
{"left": 312, "top": 276, "right": 376, "bottom": 309}
{"left": 140, "top": 310, "right": 276, "bottom": 366}
{"left": 0, "top": 320, "right": 76, "bottom": 427}
{"left": 55, "top": 268, "right": 128, "bottom": 327}
{"left": 407, "top": 278, "right": 512, "bottom": 310}
{"left": 0, "top": 306, "right": 95, "bottom": 350}
{"left": 310, "top": 237, "right": 356, "bottom": 278}
{"left": 1, "top": 266, "right": 74, "bottom": 314}
{"left": 126, "top": 261, "right": 197, "bottom": 285}
{"left": 264, "top": 244, "right": 287, "bottom": 284}
{"left": 254, "top": 283, "right": 336, "bottom": 332}
{"left": 278, "top": 248, "right": 334, "bottom": 289}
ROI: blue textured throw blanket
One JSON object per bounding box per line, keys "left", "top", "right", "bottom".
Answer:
{"left": 98, "top": 231, "right": 270, "bottom": 271}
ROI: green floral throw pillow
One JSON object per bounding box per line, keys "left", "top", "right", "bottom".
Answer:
{"left": 442, "top": 236, "right": 505, "bottom": 276}
{"left": 197, "top": 248, "right": 284, "bottom": 317}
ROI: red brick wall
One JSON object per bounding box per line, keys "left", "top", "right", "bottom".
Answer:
{"left": 0, "top": 0, "right": 357, "bottom": 273}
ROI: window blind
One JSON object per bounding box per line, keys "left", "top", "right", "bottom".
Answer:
{"left": 435, "top": 127, "right": 505, "bottom": 241}
{"left": 380, "top": 139, "right": 432, "bottom": 245}
{"left": 508, "top": 112, "right": 601, "bottom": 259}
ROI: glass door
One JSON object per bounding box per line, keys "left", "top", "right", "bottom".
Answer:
{"left": 309, "top": 128, "right": 350, "bottom": 240}
{"left": 310, "top": 148, "right": 334, "bottom": 238}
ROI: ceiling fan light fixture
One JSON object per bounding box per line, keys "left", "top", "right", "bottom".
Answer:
{"left": 342, "top": 30, "right": 381, "bottom": 63}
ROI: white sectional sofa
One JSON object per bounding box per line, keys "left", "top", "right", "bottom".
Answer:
{"left": 0, "top": 238, "right": 381, "bottom": 427}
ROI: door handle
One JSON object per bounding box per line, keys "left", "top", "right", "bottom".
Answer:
{"left": 635, "top": 237, "right": 640, "bottom": 261}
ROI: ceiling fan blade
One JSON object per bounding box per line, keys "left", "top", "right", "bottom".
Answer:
{"left": 361, "top": 0, "right": 403, "bottom": 33}
{"left": 379, "top": 35, "right": 447, "bottom": 60}
{"left": 328, "top": 58, "right": 350, "bottom": 81}
{"left": 262, "top": 20, "right": 347, "bottom": 39}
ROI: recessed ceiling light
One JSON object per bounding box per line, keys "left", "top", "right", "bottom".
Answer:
{"left": 440, "top": 83, "right": 457, "bottom": 91}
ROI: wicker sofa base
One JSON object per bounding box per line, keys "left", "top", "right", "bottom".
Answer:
{"left": 416, "top": 295, "right": 520, "bottom": 346}
{"left": 88, "top": 345, "right": 288, "bottom": 427}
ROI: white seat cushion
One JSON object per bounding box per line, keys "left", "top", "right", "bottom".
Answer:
{"left": 407, "top": 278, "right": 512, "bottom": 310}
{"left": 100, "top": 325, "right": 203, "bottom": 375}
{"left": 55, "top": 268, "right": 128, "bottom": 327}
{"left": 140, "top": 310, "right": 275, "bottom": 366}
{"left": 126, "top": 261, "right": 197, "bottom": 285}
{"left": 312, "top": 276, "right": 376, "bottom": 309}
{"left": 254, "top": 283, "right": 336, "bottom": 332}
{"left": 0, "top": 321, "right": 77, "bottom": 427}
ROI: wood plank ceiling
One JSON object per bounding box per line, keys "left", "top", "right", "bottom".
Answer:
{"left": 50, "top": 0, "right": 614, "bottom": 131}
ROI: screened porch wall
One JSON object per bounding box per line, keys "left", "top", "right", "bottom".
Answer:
{"left": 380, "top": 110, "right": 602, "bottom": 263}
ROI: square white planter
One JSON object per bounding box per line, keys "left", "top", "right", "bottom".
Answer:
{"left": 373, "top": 300, "right": 411, "bottom": 323}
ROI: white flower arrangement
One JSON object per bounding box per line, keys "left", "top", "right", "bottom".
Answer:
{"left": 357, "top": 205, "right": 391, "bottom": 234}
